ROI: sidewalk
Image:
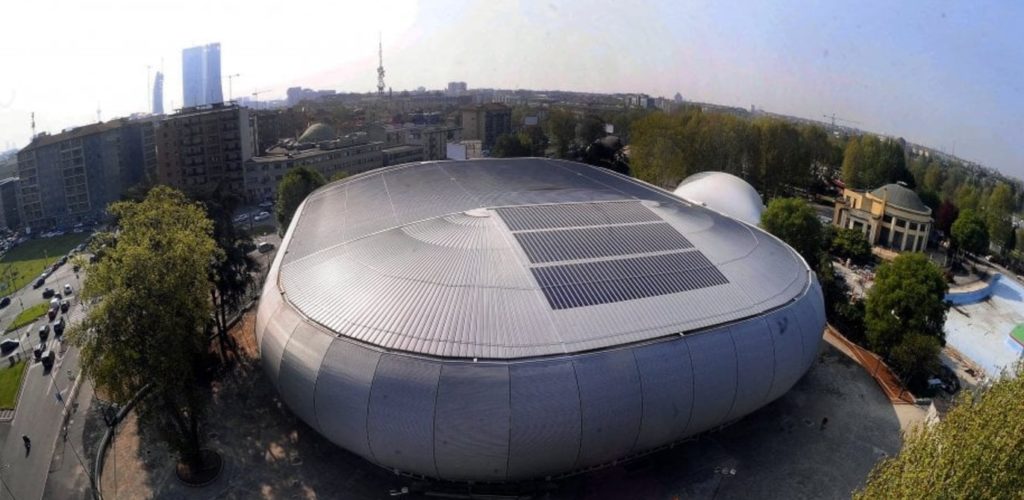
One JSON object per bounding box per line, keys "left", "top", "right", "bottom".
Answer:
{"left": 43, "top": 379, "right": 99, "bottom": 500}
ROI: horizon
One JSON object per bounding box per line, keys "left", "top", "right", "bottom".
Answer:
{"left": 0, "top": 0, "right": 1020, "bottom": 176}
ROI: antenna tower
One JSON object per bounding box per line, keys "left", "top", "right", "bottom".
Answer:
{"left": 377, "top": 32, "right": 386, "bottom": 97}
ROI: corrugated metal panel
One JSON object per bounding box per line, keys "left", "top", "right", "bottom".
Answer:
{"left": 804, "top": 279, "right": 827, "bottom": 371}
{"left": 261, "top": 298, "right": 302, "bottom": 388}
{"left": 631, "top": 338, "right": 695, "bottom": 451}
{"left": 366, "top": 354, "right": 441, "bottom": 477}
{"left": 513, "top": 222, "right": 692, "bottom": 264}
{"left": 277, "top": 321, "right": 334, "bottom": 432}
{"left": 255, "top": 286, "right": 282, "bottom": 354}
{"left": 725, "top": 317, "right": 775, "bottom": 421}
{"left": 507, "top": 360, "right": 581, "bottom": 480}
{"left": 573, "top": 350, "right": 643, "bottom": 469}
{"left": 313, "top": 339, "right": 382, "bottom": 461}
{"left": 434, "top": 363, "right": 510, "bottom": 481}
{"left": 275, "top": 158, "right": 812, "bottom": 359}
{"left": 496, "top": 201, "right": 660, "bottom": 231}
{"left": 686, "top": 327, "right": 738, "bottom": 435}
{"left": 763, "top": 300, "right": 807, "bottom": 403}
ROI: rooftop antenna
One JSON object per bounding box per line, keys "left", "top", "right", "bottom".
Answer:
{"left": 96, "top": 103, "right": 102, "bottom": 123}
{"left": 30, "top": 112, "right": 36, "bottom": 139}
{"left": 377, "top": 32, "right": 386, "bottom": 98}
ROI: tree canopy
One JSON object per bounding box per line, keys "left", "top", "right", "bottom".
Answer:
{"left": 951, "top": 209, "right": 990, "bottom": 256}
{"left": 857, "top": 364, "right": 1024, "bottom": 497}
{"left": 840, "top": 135, "right": 912, "bottom": 189}
{"left": 864, "top": 253, "right": 948, "bottom": 389}
{"left": 760, "top": 197, "right": 823, "bottom": 268}
{"left": 827, "top": 227, "right": 873, "bottom": 265}
{"left": 69, "top": 186, "right": 220, "bottom": 470}
{"left": 275, "top": 166, "right": 326, "bottom": 233}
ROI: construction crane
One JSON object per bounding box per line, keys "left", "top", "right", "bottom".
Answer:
{"left": 226, "top": 73, "right": 241, "bottom": 102}
{"left": 251, "top": 89, "right": 271, "bottom": 110}
{"left": 823, "top": 113, "right": 860, "bottom": 127}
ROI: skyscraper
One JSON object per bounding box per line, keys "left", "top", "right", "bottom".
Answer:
{"left": 152, "top": 71, "right": 164, "bottom": 115}
{"left": 182, "top": 43, "right": 224, "bottom": 107}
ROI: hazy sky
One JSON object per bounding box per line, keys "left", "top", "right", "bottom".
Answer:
{"left": 1, "top": 0, "right": 1021, "bottom": 176}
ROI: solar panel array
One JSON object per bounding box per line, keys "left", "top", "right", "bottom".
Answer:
{"left": 513, "top": 223, "right": 692, "bottom": 264}
{"left": 498, "top": 201, "right": 729, "bottom": 310}
{"left": 495, "top": 201, "right": 660, "bottom": 231}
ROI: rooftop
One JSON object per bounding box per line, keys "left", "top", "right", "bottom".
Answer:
{"left": 275, "top": 159, "right": 812, "bottom": 359}
{"left": 869, "top": 183, "right": 931, "bottom": 214}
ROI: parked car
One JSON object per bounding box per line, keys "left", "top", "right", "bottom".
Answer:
{"left": 0, "top": 339, "right": 19, "bottom": 355}
{"left": 42, "top": 288, "right": 55, "bottom": 299}
{"left": 47, "top": 306, "right": 58, "bottom": 321}
{"left": 233, "top": 213, "right": 249, "bottom": 223}
{"left": 0, "top": 296, "right": 9, "bottom": 308}
{"left": 257, "top": 241, "right": 275, "bottom": 253}
{"left": 41, "top": 350, "right": 55, "bottom": 371}
{"left": 64, "top": 284, "right": 73, "bottom": 295}
{"left": 60, "top": 300, "right": 70, "bottom": 313}
{"left": 38, "top": 324, "right": 50, "bottom": 342}
{"left": 53, "top": 316, "right": 66, "bottom": 337}
{"left": 33, "top": 277, "right": 45, "bottom": 289}
{"left": 253, "top": 211, "right": 271, "bottom": 222}
{"left": 258, "top": 200, "right": 274, "bottom": 209}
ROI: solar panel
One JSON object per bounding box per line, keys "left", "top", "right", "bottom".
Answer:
{"left": 496, "top": 201, "right": 660, "bottom": 231}
{"left": 531, "top": 251, "right": 729, "bottom": 309}
{"left": 514, "top": 223, "right": 693, "bottom": 264}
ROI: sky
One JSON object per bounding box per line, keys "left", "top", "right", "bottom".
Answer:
{"left": 0, "top": 0, "right": 1021, "bottom": 176}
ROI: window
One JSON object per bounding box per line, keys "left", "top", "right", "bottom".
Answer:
{"left": 883, "top": 215, "right": 892, "bottom": 224}
{"left": 894, "top": 218, "right": 905, "bottom": 228}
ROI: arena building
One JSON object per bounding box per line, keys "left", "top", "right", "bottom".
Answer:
{"left": 256, "top": 159, "right": 825, "bottom": 482}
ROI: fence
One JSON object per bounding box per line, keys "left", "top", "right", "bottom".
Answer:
{"left": 825, "top": 325, "right": 916, "bottom": 405}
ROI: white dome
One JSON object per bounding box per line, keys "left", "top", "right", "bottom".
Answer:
{"left": 674, "top": 172, "right": 764, "bottom": 226}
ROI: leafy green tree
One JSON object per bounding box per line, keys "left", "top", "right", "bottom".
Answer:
{"left": 983, "top": 182, "right": 1014, "bottom": 250}
{"left": 951, "top": 209, "right": 989, "bottom": 255}
{"left": 275, "top": 167, "right": 326, "bottom": 233}
{"left": 545, "top": 109, "right": 577, "bottom": 158}
{"left": 954, "top": 184, "right": 981, "bottom": 212}
{"left": 935, "top": 200, "right": 959, "bottom": 235}
{"left": 69, "top": 186, "right": 221, "bottom": 473}
{"left": 857, "top": 364, "right": 1024, "bottom": 497}
{"left": 760, "top": 197, "right": 823, "bottom": 268}
{"left": 578, "top": 115, "right": 606, "bottom": 145}
{"left": 201, "top": 189, "right": 259, "bottom": 361}
{"left": 840, "top": 135, "right": 911, "bottom": 189}
{"left": 492, "top": 133, "right": 532, "bottom": 158}
{"left": 330, "top": 171, "right": 349, "bottom": 182}
{"left": 864, "top": 253, "right": 948, "bottom": 358}
{"left": 756, "top": 118, "right": 810, "bottom": 197}
{"left": 923, "top": 162, "right": 944, "bottom": 193}
{"left": 520, "top": 126, "right": 549, "bottom": 156}
{"left": 828, "top": 227, "right": 873, "bottom": 264}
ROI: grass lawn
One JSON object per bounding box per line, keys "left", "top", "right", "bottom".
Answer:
{"left": 0, "top": 360, "right": 27, "bottom": 409}
{"left": 0, "top": 234, "right": 88, "bottom": 295}
{"left": 6, "top": 302, "right": 49, "bottom": 332}
{"left": 1012, "top": 324, "right": 1024, "bottom": 347}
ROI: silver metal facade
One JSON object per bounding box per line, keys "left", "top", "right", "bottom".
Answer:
{"left": 256, "top": 159, "right": 826, "bottom": 481}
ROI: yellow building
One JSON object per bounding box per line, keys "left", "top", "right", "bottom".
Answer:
{"left": 833, "top": 183, "right": 932, "bottom": 252}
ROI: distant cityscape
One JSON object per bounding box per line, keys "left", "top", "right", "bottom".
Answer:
{"left": 0, "top": 40, "right": 1002, "bottom": 235}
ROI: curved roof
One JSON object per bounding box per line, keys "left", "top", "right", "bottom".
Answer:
{"left": 274, "top": 158, "right": 811, "bottom": 359}
{"left": 674, "top": 171, "right": 764, "bottom": 226}
{"left": 297, "top": 122, "right": 336, "bottom": 144}
{"left": 870, "top": 183, "right": 930, "bottom": 214}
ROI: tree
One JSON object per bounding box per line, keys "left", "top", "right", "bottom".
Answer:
{"left": 578, "top": 115, "right": 606, "bottom": 145}
{"left": 857, "top": 364, "right": 1024, "bottom": 497}
{"left": 546, "top": 109, "right": 576, "bottom": 158}
{"left": 69, "top": 186, "right": 221, "bottom": 474}
{"left": 864, "top": 253, "right": 948, "bottom": 359}
{"left": 520, "top": 126, "right": 549, "bottom": 156}
{"left": 828, "top": 227, "right": 872, "bottom": 264}
{"left": 951, "top": 209, "right": 989, "bottom": 256}
{"left": 492, "top": 133, "right": 532, "bottom": 158}
{"left": 840, "top": 135, "right": 911, "bottom": 189}
{"left": 934, "top": 200, "right": 959, "bottom": 234}
{"left": 201, "top": 189, "right": 260, "bottom": 362}
{"left": 275, "top": 167, "right": 326, "bottom": 233}
{"left": 983, "top": 182, "right": 1014, "bottom": 251}
{"left": 760, "top": 197, "right": 823, "bottom": 268}
{"left": 756, "top": 118, "right": 809, "bottom": 197}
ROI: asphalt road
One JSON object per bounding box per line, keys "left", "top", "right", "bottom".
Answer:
{"left": 0, "top": 255, "right": 84, "bottom": 340}
{"left": 0, "top": 330, "right": 80, "bottom": 500}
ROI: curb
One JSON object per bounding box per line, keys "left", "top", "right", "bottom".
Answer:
{"left": 93, "top": 384, "right": 151, "bottom": 500}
